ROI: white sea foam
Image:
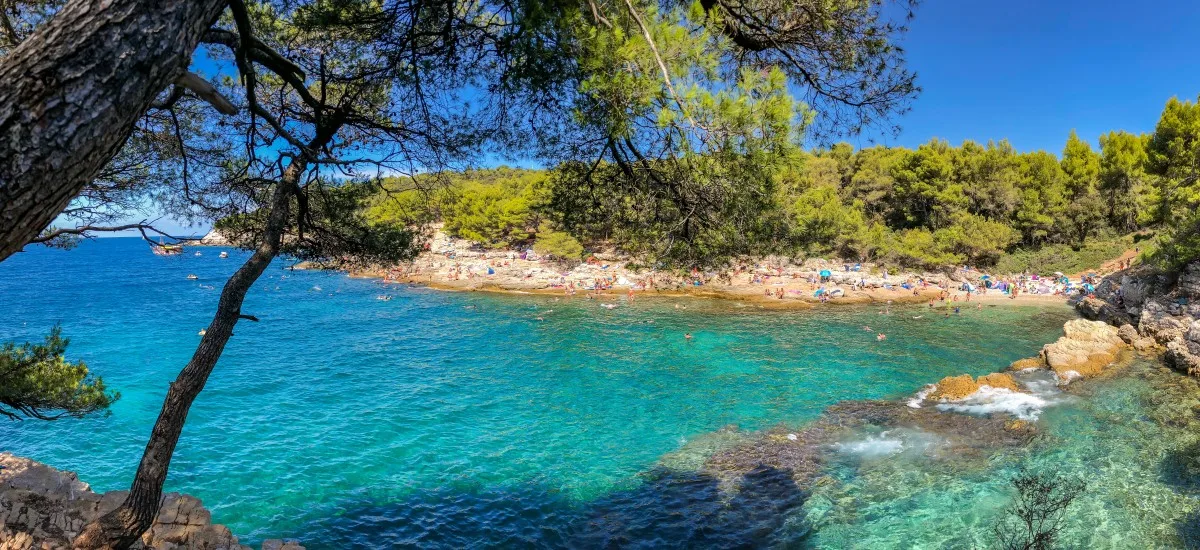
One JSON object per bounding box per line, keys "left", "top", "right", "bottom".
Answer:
{"left": 935, "top": 386, "right": 1051, "bottom": 421}
{"left": 835, "top": 433, "right": 906, "bottom": 458}
{"left": 907, "top": 384, "right": 937, "bottom": 408}
{"left": 1056, "top": 370, "right": 1083, "bottom": 386}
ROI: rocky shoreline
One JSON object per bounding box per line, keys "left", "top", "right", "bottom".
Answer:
{"left": 0, "top": 453, "right": 301, "bottom": 550}
{"left": 1073, "top": 261, "right": 1200, "bottom": 375}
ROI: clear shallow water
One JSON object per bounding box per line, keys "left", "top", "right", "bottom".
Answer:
{"left": 1, "top": 238, "right": 1197, "bottom": 548}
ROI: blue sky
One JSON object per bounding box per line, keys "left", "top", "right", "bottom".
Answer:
{"left": 858, "top": 0, "right": 1200, "bottom": 153}
{"left": 99, "top": 0, "right": 1200, "bottom": 237}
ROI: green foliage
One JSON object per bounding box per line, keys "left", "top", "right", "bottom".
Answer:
{"left": 1148, "top": 96, "right": 1200, "bottom": 225}
{"left": 994, "top": 237, "right": 1132, "bottom": 276}
{"left": 0, "top": 326, "right": 118, "bottom": 421}
{"left": 533, "top": 230, "right": 584, "bottom": 263}
{"left": 217, "top": 179, "right": 420, "bottom": 268}
{"left": 440, "top": 169, "right": 548, "bottom": 248}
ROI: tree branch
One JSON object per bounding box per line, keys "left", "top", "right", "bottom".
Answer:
{"left": 175, "top": 72, "right": 237, "bottom": 115}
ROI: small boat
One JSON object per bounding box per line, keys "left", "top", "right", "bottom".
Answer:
{"left": 194, "top": 252, "right": 202, "bottom": 257}
{"left": 219, "top": 251, "right": 229, "bottom": 259}
{"left": 150, "top": 237, "right": 183, "bottom": 256}
{"left": 186, "top": 274, "right": 198, "bottom": 280}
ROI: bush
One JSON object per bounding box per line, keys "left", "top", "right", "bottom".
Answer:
{"left": 994, "top": 236, "right": 1132, "bottom": 275}
{"left": 533, "top": 230, "right": 583, "bottom": 263}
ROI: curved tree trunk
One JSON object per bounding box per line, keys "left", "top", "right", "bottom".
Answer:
{"left": 72, "top": 166, "right": 301, "bottom": 549}
{"left": 72, "top": 118, "right": 342, "bottom": 547}
{"left": 0, "top": 0, "right": 227, "bottom": 261}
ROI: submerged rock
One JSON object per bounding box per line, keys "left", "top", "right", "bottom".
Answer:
{"left": 0, "top": 453, "right": 295, "bottom": 550}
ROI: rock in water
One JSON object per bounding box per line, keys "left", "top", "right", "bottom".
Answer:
{"left": 976, "top": 373, "right": 1020, "bottom": 392}
{"left": 928, "top": 375, "right": 980, "bottom": 400}
{"left": 1040, "top": 319, "right": 1126, "bottom": 379}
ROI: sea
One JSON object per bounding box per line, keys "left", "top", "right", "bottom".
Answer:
{"left": 1, "top": 237, "right": 1199, "bottom": 548}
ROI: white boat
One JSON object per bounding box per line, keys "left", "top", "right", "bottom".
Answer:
{"left": 219, "top": 251, "right": 229, "bottom": 258}
{"left": 194, "top": 252, "right": 202, "bottom": 257}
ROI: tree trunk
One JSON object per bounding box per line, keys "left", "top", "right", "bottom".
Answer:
{"left": 72, "top": 161, "right": 304, "bottom": 550}
{"left": 0, "top": 0, "right": 227, "bottom": 261}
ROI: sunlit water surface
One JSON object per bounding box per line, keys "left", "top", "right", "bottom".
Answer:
{"left": 2, "top": 239, "right": 1198, "bottom": 548}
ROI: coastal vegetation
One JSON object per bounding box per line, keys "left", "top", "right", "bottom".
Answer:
{"left": 366, "top": 102, "right": 1200, "bottom": 272}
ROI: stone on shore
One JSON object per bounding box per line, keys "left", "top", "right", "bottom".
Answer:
{"left": 0, "top": 453, "right": 296, "bottom": 550}
{"left": 1040, "top": 319, "right": 1125, "bottom": 379}
{"left": 1117, "top": 324, "right": 1139, "bottom": 344}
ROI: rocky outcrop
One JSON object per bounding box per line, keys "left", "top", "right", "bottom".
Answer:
{"left": 1117, "top": 324, "right": 1139, "bottom": 344}
{"left": 928, "top": 375, "right": 980, "bottom": 400}
{"left": 1139, "top": 300, "right": 1193, "bottom": 345}
{"left": 928, "top": 372, "right": 1020, "bottom": 401}
{"left": 1040, "top": 319, "right": 1126, "bottom": 379}
{"left": 0, "top": 453, "right": 300, "bottom": 550}
{"left": 1009, "top": 357, "right": 1045, "bottom": 371}
{"left": 1165, "top": 340, "right": 1200, "bottom": 376}
{"left": 1076, "top": 295, "right": 1133, "bottom": 326}
{"left": 977, "top": 373, "right": 1020, "bottom": 392}
{"left": 188, "top": 229, "right": 230, "bottom": 247}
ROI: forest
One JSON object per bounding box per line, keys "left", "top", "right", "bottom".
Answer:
{"left": 367, "top": 95, "right": 1200, "bottom": 273}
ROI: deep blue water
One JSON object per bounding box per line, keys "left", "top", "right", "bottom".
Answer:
{"left": 6, "top": 238, "right": 1193, "bottom": 548}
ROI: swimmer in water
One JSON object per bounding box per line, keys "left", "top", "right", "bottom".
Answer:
{"left": 862, "top": 325, "right": 872, "bottom": 331}
{"left": 877, "top": 333, "right": 886, "bottom": 341}
{"left": 685, "top": 333, "right": 693, "bottom": 341}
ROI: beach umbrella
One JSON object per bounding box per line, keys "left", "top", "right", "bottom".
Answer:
{"left": 981, "top": 275, "right": 990, "bottom": 280}
{"left": 819, "top": 269, "right": 831, "bottom": 277}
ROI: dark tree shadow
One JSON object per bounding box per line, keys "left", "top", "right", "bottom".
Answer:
{"left": 295, "top": 465, "right": 809, "bottom": 549}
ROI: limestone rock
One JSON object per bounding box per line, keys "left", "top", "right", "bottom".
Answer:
{"left": 1009, "top": 357, "right": 1045, "bottom": 371}
{"left": 929, "top": 375, "right": 980, "bottom": 400}
{"left": 977, "top": 373, "right": 1020, "bottom": 392}
{"left": 1179, "top": 262, "right": 1200, "bottom": 299}
{"left": 0, "top": 453, "right": 275, "bottom": 550}
{"left": 1134, "top": 336, "right": 1159, "bottom": 352}
{"left": 1041, "top": 319, "right": 1125, "bottom": 379}
{"left": 1117, "top": 324, "right": 1139, "bottom": 345}
{"left": 1075, "top": 296, "right": 1131, "bottom": 326}
{"left": 1165, "top": 339, "right": 1200, "bottom": 376}
{"left": 1139, "top": 300, "right": 1192, "bottom": 344}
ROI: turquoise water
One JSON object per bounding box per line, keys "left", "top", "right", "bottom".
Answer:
{"left": 1, "top": 238, "right": 1198, "bottom": 548}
